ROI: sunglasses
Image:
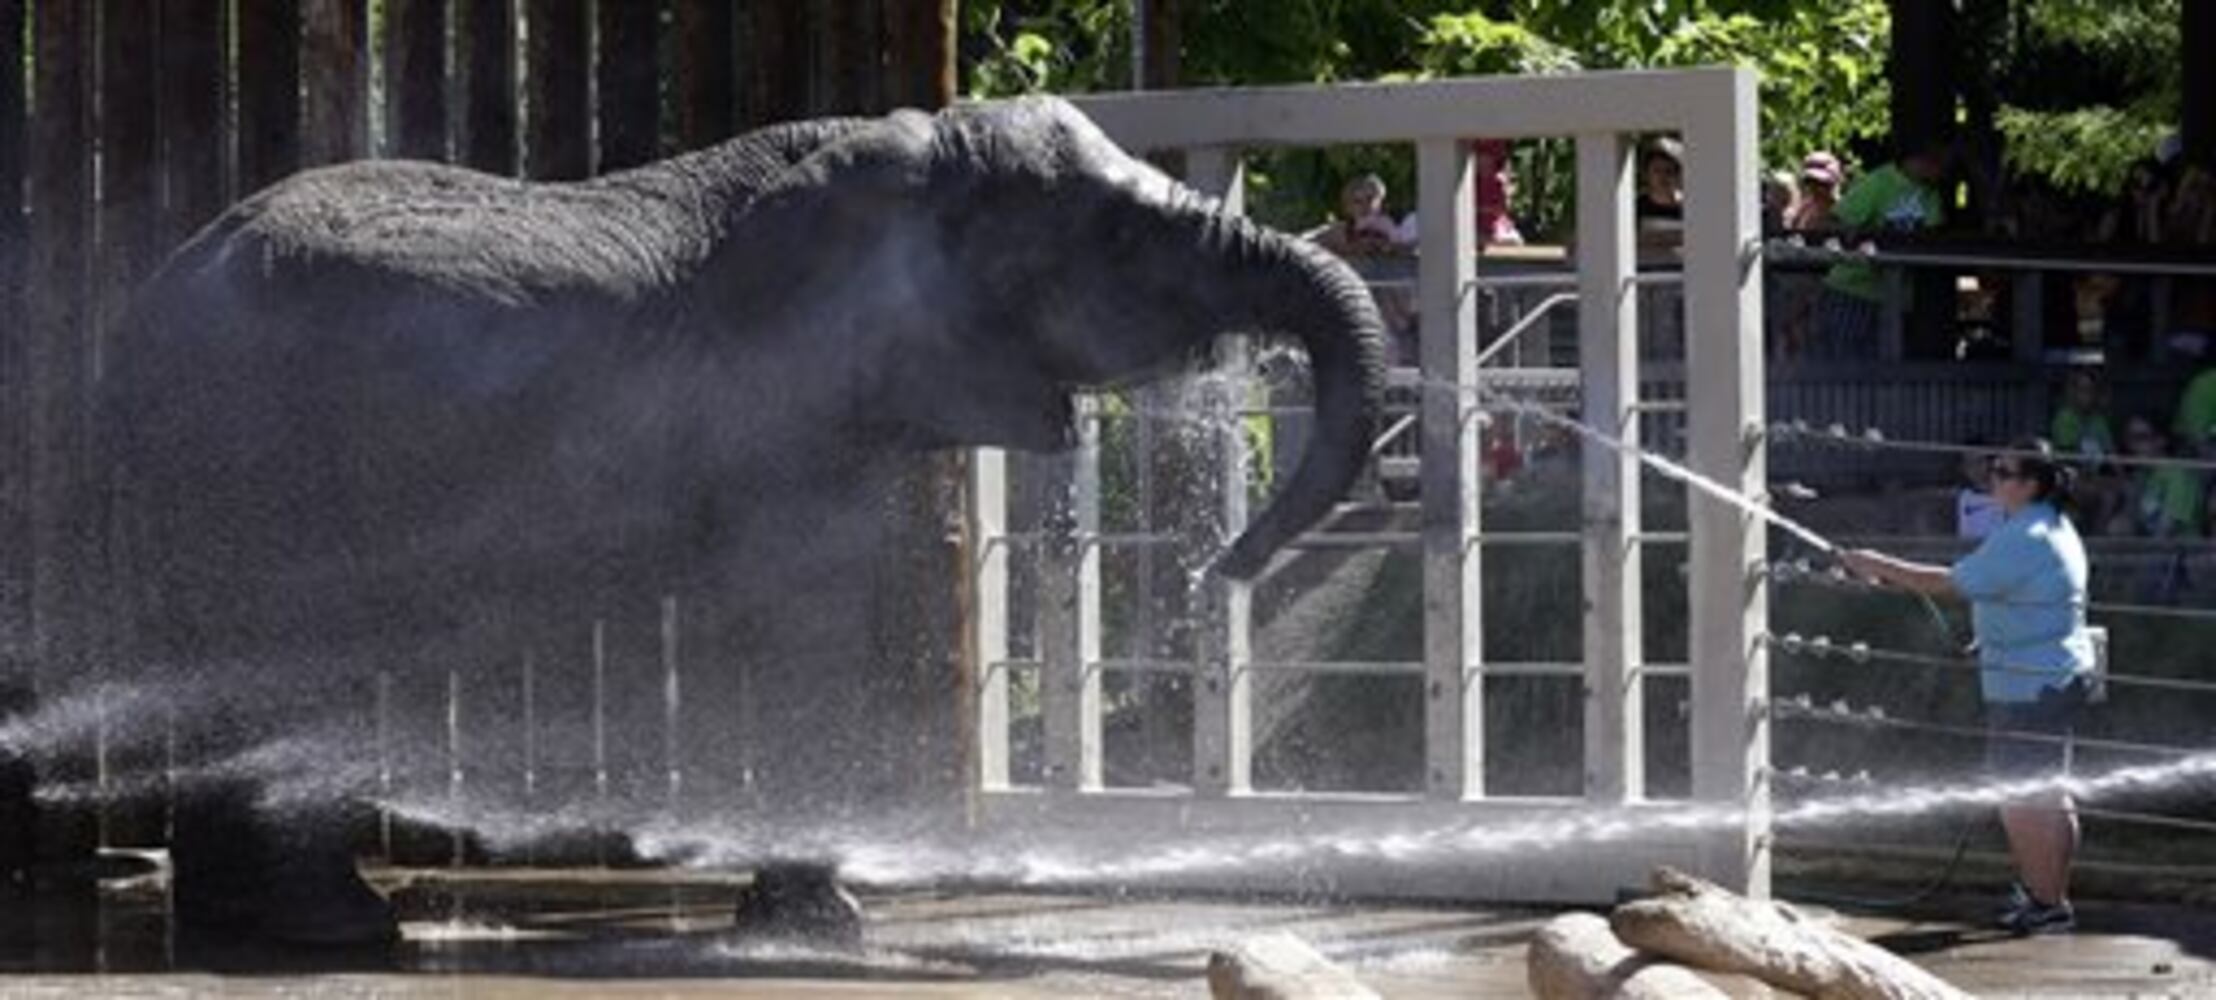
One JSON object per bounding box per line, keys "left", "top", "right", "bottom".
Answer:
{"left": 1988, "top": 462, "right": 2030, "bottom": 481}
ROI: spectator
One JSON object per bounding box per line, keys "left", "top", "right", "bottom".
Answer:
{"left": 2160, "top": 165, "right": 2216, "bottom": 362}
{"left": 1307, "top": 173, "right": 1404, "bottom": 258}
{"left": 1762, "top": 170, "right": 1797, "bottom": 233}
{"left": 1636, "top": 137, "right": 1684, "bottom": 240}
{"left": 1787, "top": 151, "right": 1843, "bottom": 231}
{"left": 2050, "top": 369, "right": 2117, "bottom": 462}
{"left": 2108, "top": 415, "right": 2204, "bottom": 539}
{"left": 1470, "top": 139, "right": 1525, "bottom": 247}
{"left": 2173, "top": 364, "right": 2216, "bottom": 456}
{"left": 1957, "top": 442, "right": 2006, "bottom": 540}
{"left": 1813, "top": 137, "right": 1952, "bottom": 360}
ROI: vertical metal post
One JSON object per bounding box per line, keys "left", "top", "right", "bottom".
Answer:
{"left": 1416, "top": 137, "right": 1481, "bottom": 800}
{"left": 1039, "top": 405, "right": 1103, "bottom": 792}
{"left": 1684, "top": 68, "right": 1770, "bottom": 897}
{"left": 1577, "top": 132, "right": 1644, "bottom": 803}
{"left": 968, "top": 449, "right": 1011, "bottom": 792}
{"left": 1185, "top": 146, "right": 1251, "bottom": 796}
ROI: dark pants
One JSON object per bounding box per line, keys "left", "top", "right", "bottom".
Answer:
{"left": 1984, "top": 680, "right": 2089, "bottom": 781}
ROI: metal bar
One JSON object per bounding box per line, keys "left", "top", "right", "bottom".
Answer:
{"left": 1473, "top": 293, "right": 1578, "bottom": 369}
{"left": 1775, "top": 701, "right": 2196, "bottom": 758}
{"left": 1579, "top": 129, "right": 1643, "bottom": 805}
{"left": 1417, "top": 136, "right": 1482, "bottom": 800}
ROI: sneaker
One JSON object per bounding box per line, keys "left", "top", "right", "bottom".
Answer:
{"left": 1995, "top": 880, "right": 2033, "bottom": 924}
{"left": 2001, "top": 899, "right": 2076, "bottom": 936}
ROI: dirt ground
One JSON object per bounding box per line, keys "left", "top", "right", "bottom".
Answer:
{"left": 0, "top": 866, "right": 2212, "bottom": 997}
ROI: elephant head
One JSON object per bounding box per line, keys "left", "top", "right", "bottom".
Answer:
{"left": 714, "top": 98, "right": 1388, "bottom": 580}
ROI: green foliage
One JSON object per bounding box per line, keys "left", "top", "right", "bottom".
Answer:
{"left": 1996, "top": 105, "right": 2174, "bottom": 195}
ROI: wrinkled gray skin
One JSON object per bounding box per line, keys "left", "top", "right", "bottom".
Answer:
{"left": 89, "top": 97, "right": 1385, "bottom": 945}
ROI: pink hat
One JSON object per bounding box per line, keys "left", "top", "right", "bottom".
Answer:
{"left": 1800, "top": 151, "right": 1842, "bottom": 186}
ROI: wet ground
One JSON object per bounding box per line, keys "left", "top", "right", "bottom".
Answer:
{"left": 0, "top": 863, "right": 2212, "bottom": 997}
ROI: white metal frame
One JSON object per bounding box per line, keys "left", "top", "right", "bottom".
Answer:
{"left": 965, "top": 69, "right": 1767, "bottom": 903}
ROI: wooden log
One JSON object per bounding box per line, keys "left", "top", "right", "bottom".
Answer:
{"left": 1205, "top": 932, "right": 1378, "bottom": 1000}
{"left": 302, "top": 0, "right": 369, "bottom": 166}
{"left": 460, "top": 0, "right": 517, "bottom": 175}
{"left": 673, "top": 0, "right": 736, "bottom": 150}
{"left": 524, "top": 0, "right": 589, "bottom": 179}
{"left": 1528, "top": 913, "right": 1728, "bottom": 1000}
{"left": 159, "top": 0, "right": 229, "bottom": 242}
{"left": 236, "top": 0, "right": 303, "bottom": 193}
{"left": 385, "top": 0, "right": 450, "bottom": 160}
{"left": 594, "top": 0, "right": 659, "bottom": 171}
{"left": 1610, "top": 867, "right": 1969, "bottom": 1000}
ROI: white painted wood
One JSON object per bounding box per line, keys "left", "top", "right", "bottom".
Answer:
{"left": 1186, "top": 147, "right": 1253, "bottom": 797}
{"left": 1682, "top": 68, "right": 1770, "bottom": 897}
{"left": 1417, "top": 137, "right": 1481, "bottom": 800}
{"left": 1067, "top": 69, "right": 1755, "bottom": 151}
{"left": 1040, "top": 407, "right": 1105, "bottom": 792}
{"left": 968, "top": 449, "right": 1011, "bottom": 792}
{"left": 1577, "top": 132, "right": 1644, "bottom": 805}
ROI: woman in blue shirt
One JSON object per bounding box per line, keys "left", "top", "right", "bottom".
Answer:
{"left": 1841, "top": 438, "right": 2093, "bottom": 936}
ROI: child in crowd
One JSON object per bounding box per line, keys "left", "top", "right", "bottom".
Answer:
{"left": 1957, "top": 442, "right": 2005, "bottom": 540}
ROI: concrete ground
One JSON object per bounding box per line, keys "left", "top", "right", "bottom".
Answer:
{"left": 0, "top": 867, "right": 2212, "bottom": 997}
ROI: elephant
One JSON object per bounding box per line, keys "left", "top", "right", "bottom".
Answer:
{"left": 58, "top": 96, "right": 1386, "bottom": 946}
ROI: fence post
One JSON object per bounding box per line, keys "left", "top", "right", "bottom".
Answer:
{"left": 1038, "top": 407, "right": 1104, "bottom": 793}
{"left": 160, "top": 0, "right": 229, "bottom": 242}
{"left": 1185, "top": 146, "right": 1251, "bottom": 798}
{"left": 525, "top": 0, "right": 590, "bottom": 179}
{"left": 1416, "top": 136, "right": 1482, "bottom": 801}
{"left": 1683, "top": 68, "right": 1770, "bottom": 898}
{"left": 675, "top": 0, "right": 737, "bottom": 150}
{"left": 1578, "top": 131, "right": 1644, "bottom": 805}
{"left": 237, "top": 0, "right": 303, "bottom": 193}
{"left": 302, "top": 0, "right": 369, "bottom": 166}
{"left": 596, "top": 0, "right": 659, "bottom": 170}
{"left": 385, "top": 0, "right": 451, "bottom": 161}
{"left": 461, "top": 0, "right": 517, "bottom": 175}
{"left": 966, "top": 449, "right": 1011, "bottom": 799}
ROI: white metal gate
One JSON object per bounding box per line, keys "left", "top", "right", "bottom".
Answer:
{"left": 966, "top": 69, "right": 1767, "bottom": 904}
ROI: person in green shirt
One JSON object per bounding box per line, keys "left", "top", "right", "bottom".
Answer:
{"left": 1813, "top": 138, "right": 1951, "bottom": 359}
{"left": 2173, "top": 366, "right": 2216, "bottom": 453}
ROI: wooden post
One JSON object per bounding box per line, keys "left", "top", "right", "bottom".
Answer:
{"left": 385, "top": 0, "right": 450, "bottom": 161}
{"left": 237, "top": 0, "right": 303, "bottom": 193}
{"left": 1682, "top": 69, "right": 1768, "bottom": 897}
{"left": 740, "top": 0, "right": 810, "bottom": 128}
{"left": 1186, "top": 147, "right": 1251, "bottom": 797}
{"left": 525, "top": 0, "right": 589, "bottom": 179}
{"left": 1417, "top": 136, "right": 1481, "bottom": 800}
{"left": 1136, "top": 0, "right": 1179, "bottom": 90}
{"left": 160, "top": 0, "right": 229, "bottom": 243}
{"left": 1578, "top": 131, "right": 1642, "bottom": 804}
{"left": 674, "top": 0, "right": 737, "bottom": 150}
{"left": 595, "top": 0, "right": 659, "bottom": 170}
{"left": 302, "top": 0, "right": 369, "bottom": 166}
{"left": 881, "top": 0, "right": 954, "bottom": 110}
{"left": 461, "top": 0, "right": 517, "bottom": 175}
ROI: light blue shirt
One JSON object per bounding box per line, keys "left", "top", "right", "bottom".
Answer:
{"left": 1948, "top": 502, "right": 2093, "bottom": 703}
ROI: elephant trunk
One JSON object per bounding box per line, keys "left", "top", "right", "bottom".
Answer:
{"left": 1208, "top": 222, "right": 1386, "bottom": 580}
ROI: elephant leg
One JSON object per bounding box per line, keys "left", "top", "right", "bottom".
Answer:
{"left": 170, "top": 775, "right": 396, "bottom": 948}
{"left": 0, "top": 678, "right": 33, "bottom": 896}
